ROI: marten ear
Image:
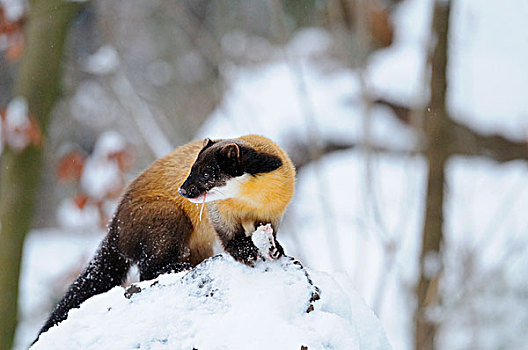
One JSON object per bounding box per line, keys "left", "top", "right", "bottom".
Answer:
{"left": 203, "top": 138, "right": 214, "bottom": 149}
{"left": 218, "top": 143, "right": 242, "bottom": 175}
{"left": 221, "top": 143, "right": 240, "bottom": 160}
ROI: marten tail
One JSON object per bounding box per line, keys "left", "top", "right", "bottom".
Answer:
{"left": 33, "top": 236, "right": 130, "bottom": 345}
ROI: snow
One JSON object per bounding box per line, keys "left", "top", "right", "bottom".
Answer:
{"left": 69, "top": 80, "right": 120, "bottom": 128}
{"left": 83, "top": 45, "right": 120, "bottom": 75}
{"left": 251, "top": 224, "right": 282, "bottom": 260}
{"left": 80, "top": 131, "right": 125, "bottom": 200}
{"left": 448, "top": 0, "right": 528, "bottom": 141}
{"left": 56, "top": 199, "right": 102, "bottom": 228}
{"left": 287, "top": 28, "right": 333, "bottom": 58}
{"left": 367, "top": 46, "right": 428, "bottom": 106}
{"left": 1, "top": 0, "right": 26, "bottom": 21}
{"left": 92, "top": 130, "right": 127, "bottom": 156}
{"left": 251, "top": 224, "right": 274, "bottom": 258}
{"left": 31, "top": 255, "right": 390, "bottom": 350}
{"left": 3, "top": 96, "right": 31, "bottom": 151}
{"left": 80, "top": 156, "right": 121, "bottom": 201}
{"left": 16, "top": 229, "right": 103, "bottom": 348}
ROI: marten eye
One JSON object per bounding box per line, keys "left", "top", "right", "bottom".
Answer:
{"left": 203, "top": 171, "right": 210, "bottom": 180}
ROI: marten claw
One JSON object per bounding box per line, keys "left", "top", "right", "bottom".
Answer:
{"left": 269, "top": 245, "right": 281, "bottom": 259}
{"left": 247, "top": 253, "right": 257, "bottom": 263}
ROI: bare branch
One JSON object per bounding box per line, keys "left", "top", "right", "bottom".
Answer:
{"left": 375, "top": 99, "right": 528, "bottom": 163}
{"left": 109, "top": 70, "right": 174, "bottom": 159}
{"left": 287, "top": 140, "right": 354, "bottom": 170}
{"left": 450, "top": 122, "right": 528, "bottom": 162}
{"left": 288, "top": 139, "right": 420, "bottom": 172}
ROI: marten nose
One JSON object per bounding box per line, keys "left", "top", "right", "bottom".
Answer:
{"left": 178, "top": 185, "right": 200, "bottom": 198}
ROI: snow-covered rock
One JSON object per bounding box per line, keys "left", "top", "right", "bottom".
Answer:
{"left": 32, "top": 255, "right": 390, "bottom": 350}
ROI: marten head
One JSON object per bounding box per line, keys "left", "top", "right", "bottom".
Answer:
{"left": 178, "top": 138, "right": 282, "bottom": 203}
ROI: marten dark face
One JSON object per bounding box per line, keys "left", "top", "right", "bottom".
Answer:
{"left": 178, "top": 138, "right": 282, "bottom": 203}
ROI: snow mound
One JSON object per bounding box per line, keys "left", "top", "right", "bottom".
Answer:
{"left": 32, "top": 255, "right": 390, "bottom": 349}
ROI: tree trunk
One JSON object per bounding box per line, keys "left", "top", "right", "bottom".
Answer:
{"left": 415, "top": 1, "right": 452, "bottom": 349}
{"left": 0, "top": 1, "right": 81, "bottom": 348}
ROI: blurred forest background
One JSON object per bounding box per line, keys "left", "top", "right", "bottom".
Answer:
{"left": 1, "top": 0, "right": 527, "bottom": 349}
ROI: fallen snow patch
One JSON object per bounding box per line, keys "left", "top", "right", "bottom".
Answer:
{"left": 83, "top": 45, "right": 119, "bottom": 75}
{"left": 32, "top": 255, "right": 390, "bottom": 350}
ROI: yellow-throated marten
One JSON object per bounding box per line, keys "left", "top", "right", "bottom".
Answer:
{"left": 34, "top": 135, "right": 295, "bottom": 342}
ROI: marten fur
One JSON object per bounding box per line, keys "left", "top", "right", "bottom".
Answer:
{"left": 34, "top": 135, "right": 295, "bottom": 343}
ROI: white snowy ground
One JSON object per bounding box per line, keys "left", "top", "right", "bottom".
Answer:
{"left": 15, "top": 0, "right": 528, "bottom": 349}
{"left": 16, "top": 230, "right": 103, "bottom": 348}
{"left": 31, "top": 255, "right": 390, "bottom": 350}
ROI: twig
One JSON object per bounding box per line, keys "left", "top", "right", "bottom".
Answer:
{"left": 268, "top": 0, "right": 344, "bottom": 271}
{"left": 109, "top": 70, "right": 174, "bottom": 158}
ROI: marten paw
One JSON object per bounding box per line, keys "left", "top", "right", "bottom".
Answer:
{"left": 233, "top": 246, "right": 259, "bottom": 266}
{"left": 252, "top": 224, "right": 283, "bottom": 261}
{"left": 226, "top": 236, "right": 259, "bottom": 266}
